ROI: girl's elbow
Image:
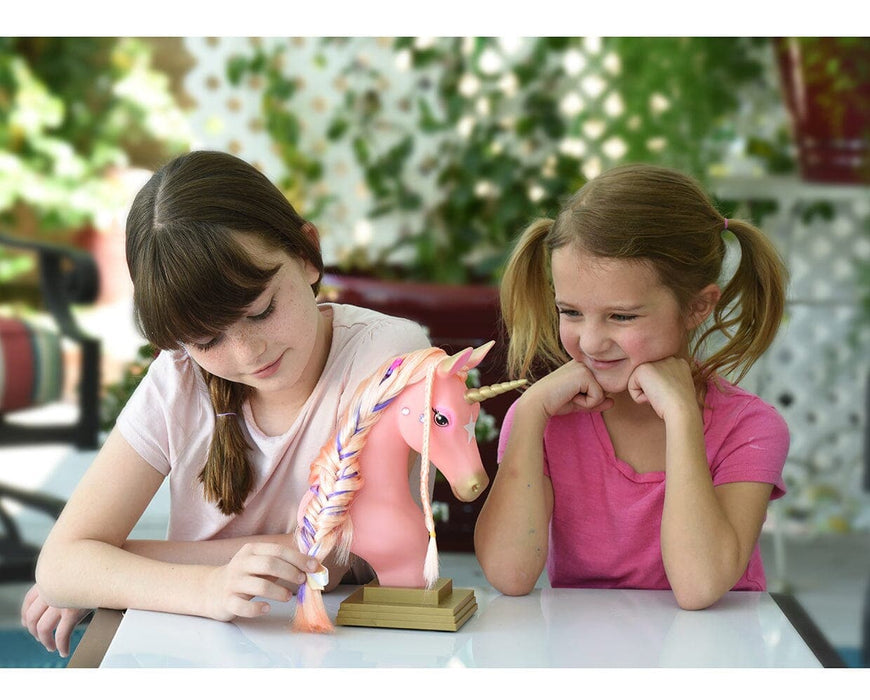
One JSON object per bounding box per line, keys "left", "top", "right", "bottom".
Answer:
{"left": 474, "top": 528, "right": 546, "bottom": 596}
{"left": 671, "top": 579, "right": 728, "bottom": 610}
{"left": 667, "top": 550, "right": 743, "bottom": 610}
{"left": 34, "top": 553, "right": 62, "bottom": 605}
{"left": 34, "top": 540, "right": 75, "bottom": 606}
{"left": 478, "top": 557, "right": 540, "bottom": 596}
{"left": 489, "top": 573, "right": 536, "bottom": 597}
{"left": 674, "top": 591, "right": 717, "bottom": 611}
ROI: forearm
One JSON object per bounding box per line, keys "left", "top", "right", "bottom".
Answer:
{"left": 36, "top": 538, "right": 218, "bottom": 618}
{"left": 123, "top": 532, "right": 295, "bottom": 566}
{"left": 474, "top": 403, "right": 552, "bottom": 595}
{"left": 125, "top": 534, "right": 351, "bottom": 591}
{"left": 660, "top": 409, "right": 741, "bottom": 609}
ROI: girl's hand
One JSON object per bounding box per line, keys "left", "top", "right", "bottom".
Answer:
{"left": 20, "top": 583, "right": 89, "bottom": 658}
{"left": 524, "top": 360, "right": 614, "bottom": 419}
{"left": 204, "top": 542, "right": 319, "bottom": 621}
{"left": 627, "top": 357, "right": 697, "bottom": 420}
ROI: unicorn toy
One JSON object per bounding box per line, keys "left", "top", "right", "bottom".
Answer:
{"left": 292, "top": 340, "right": 525, "bottom": 632}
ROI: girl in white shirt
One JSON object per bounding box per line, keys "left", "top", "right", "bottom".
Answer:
{"left": 22, "top": 151, "right": 429, "bottom": 656}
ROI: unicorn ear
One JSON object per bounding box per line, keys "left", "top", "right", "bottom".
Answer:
{"left": 463, "top": 340, "right": 495, "bottom": 371}
{"left": 437, "top": 346, "right": 475, "bottom": 377}
{"left": 437, "top": 340, "right": 495, "bottom": 377}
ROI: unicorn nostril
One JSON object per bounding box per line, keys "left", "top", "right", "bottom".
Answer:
{"left": 454, "top": 475, "right": 490, "bottom": 502}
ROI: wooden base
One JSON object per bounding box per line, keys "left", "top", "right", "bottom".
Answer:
{"left": 336, "top": 578, "right": 477, "bottom": 632}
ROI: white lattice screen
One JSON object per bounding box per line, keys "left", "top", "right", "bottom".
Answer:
{"left": 179, "top": 37, "right": 870, "bottom": 532}
{"left": 179, "top": 37, "right": 713, "bottom": 266}
{"left": 718, "top": 180, "right": 870, "bottom": 533}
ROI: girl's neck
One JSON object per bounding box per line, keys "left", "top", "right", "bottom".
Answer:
{"left": 606, "top": 390, "right": 660, "bottom": 423}
{"left": 249, "top": 306, "right": 333, "bottom": 435}
{"left": 602, "top": 391, "right": 665, "bottom": 473}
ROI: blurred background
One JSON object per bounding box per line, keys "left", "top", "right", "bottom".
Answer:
{"left": 1, "top": 35, "right": 868, "bottom": 666}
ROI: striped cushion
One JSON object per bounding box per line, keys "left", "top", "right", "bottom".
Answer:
{"left": 0, "top": 317, "right": 64, "bottom": 412}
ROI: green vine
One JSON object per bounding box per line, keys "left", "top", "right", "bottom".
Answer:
{"left": 231, "top": 37, "right": 777, "bottom": 285}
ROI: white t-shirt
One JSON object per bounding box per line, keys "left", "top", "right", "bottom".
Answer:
{"left": 117, "top": 303, "right": 430, "bottom": 541}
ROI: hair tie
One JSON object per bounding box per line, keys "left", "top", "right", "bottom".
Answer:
{"left": 723, "top": 218, "right": 729, "bottom": 231}
{"left": 216, "top": 412, "right": 237, "bottom": 418}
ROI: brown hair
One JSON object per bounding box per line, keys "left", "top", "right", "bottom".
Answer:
{"left": 501, "top": 163, "right": 788, "bottom": 388}
{"left": 125, "top": 150, "right": 324, "bottom": 514}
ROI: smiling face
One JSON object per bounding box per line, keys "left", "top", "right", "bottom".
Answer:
{"left": 184, "top": 234, "right": 325, "bottom": 400}
{"left": 551, "top": 246, "right": 693, "bottom": 396}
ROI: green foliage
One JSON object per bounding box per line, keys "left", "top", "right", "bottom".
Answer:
{"left": 226, "top": 45, "right": 331, "bottom": 221}
{"left": 0, "top": 37, "right": 190, "bottom": 235}
{"left": 0, "top": 249, "right": 33, "bottom": 285}
{"left": 322, "top": 37, "right": 590, "bottom": 284}
{"left": 100, "top": 343, "right": 156, "bottom": 431}
{"left": 232, "top": 37, "right": 781, "bottom": 284}
{"left": 603, "top": 37, "right": 772, "bottom": 178}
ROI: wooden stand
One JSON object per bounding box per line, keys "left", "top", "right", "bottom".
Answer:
{"left": 336, "top": 578, "right": 477, "bottom": 632}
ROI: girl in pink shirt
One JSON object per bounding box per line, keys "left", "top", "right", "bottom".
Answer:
{"left": 23, "top": 151, "right": 429, "bottom": 656}
{"left": 475, "top": 164, "right": 789, "bottom": 610}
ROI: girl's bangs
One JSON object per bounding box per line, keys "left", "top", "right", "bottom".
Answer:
{"left": 134, "top": 227, "right": 278, "bottom": 350}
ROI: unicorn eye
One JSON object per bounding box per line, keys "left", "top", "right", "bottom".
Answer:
{"left": 433, "top": 410, "right": 450, "bottom": 427}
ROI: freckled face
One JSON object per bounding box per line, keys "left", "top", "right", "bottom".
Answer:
{"left": 551, "top": 246, "right": 690, "bottom": 396}
{"left": 184, "top": 236, "right": 324, "bottom": 398}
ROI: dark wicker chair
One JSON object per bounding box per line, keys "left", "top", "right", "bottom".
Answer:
{"left": 0, "top": 231, "right": 101, "bottom": 582}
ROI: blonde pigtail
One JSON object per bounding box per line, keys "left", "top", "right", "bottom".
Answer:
{"left": 697, "top": 218, "right": 788, "bottom": 384}
{"left": 501, "top": 218, "right": 568, "bottom": 381}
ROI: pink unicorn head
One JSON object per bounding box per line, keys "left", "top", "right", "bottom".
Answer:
{"left": 292, "top": 341, "right": 525, "bottom": 632}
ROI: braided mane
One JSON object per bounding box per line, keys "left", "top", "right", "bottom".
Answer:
{"left": 292, "top": 346, "right": 446, "bottom": 631}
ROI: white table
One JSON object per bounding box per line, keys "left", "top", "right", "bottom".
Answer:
{"left": 74, "top": 586, "right": 833, "bottom": 668}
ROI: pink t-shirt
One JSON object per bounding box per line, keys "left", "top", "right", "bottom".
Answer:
{"left": 117, "top": 303, "right": 430, "bottom": 541}
{"left": 497, "top": 379, "right": 789, "bottom": 591}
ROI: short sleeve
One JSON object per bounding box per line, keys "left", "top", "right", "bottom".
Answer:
{"left": 496, "top": 398, "right": 517, "bottom": 465}
{"left": 497, "top": 398, "right": 555, "bottom": 476}
{"left": 348, "top": 315, "right": 431, "bottom": 376}
{"left": 115, "top": 349, "right": 212, "bottom": 476}
{"left": 708, "top": 394, "right": 790, "bottom": 500}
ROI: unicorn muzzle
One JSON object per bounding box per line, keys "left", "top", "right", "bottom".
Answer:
{"left": 452, "top": 473, "right": 490, "bottom": 502}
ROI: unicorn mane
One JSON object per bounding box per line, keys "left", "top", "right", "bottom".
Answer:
{"left": 292, "top": 346, "right": 447, "bottom": 632}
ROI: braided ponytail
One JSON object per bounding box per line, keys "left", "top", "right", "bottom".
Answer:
{"left": 198, "top": 371, "right": 254, "bottom": 515}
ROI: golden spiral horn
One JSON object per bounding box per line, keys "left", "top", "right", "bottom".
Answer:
{"left": 464, "top": 379, "right": 528, "bottom": 404}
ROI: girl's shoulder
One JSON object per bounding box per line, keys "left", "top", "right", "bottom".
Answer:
{"left": 329, "top": 303, "right": 427, "bottom": 336}
{"left": 135, "top": 347, "right": 210, "bottom": 405}
{"left": 704, "top": 378, "right": 790, "bottom": 496}
{"left": 115, "top": 348, "right": 212, "bottom": 475}
{"left": 149, "top": 346, "right": 204, "bottom": 380}
{"left": 326, "top": 303, "right": 430, "bottom": 361}
{"left": 311, "top": 303, "right": 430, "bottom": 400}
{"left": 705, "top": 377, "right": 789, "bottom": 437}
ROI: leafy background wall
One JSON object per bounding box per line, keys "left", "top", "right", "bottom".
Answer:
{"left": 177, "top": 37, "right": 868, "bottom": 534}
{"left": 181, "top": 37, "right": 787, "bottom": 280}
